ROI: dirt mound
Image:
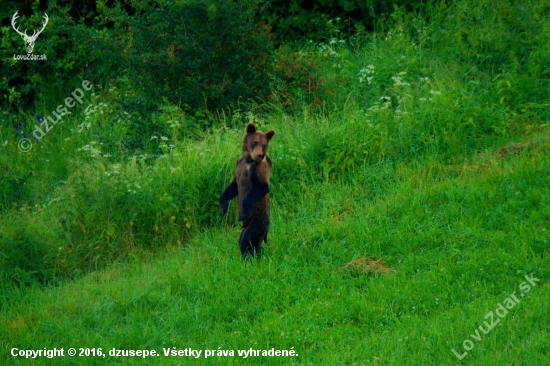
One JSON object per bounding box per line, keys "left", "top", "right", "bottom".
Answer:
{"left": 339, "top": 257, "right": 397, "bottom": 276}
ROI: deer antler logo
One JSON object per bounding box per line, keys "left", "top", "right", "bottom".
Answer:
{"left": 11, "top": 11, "right": 49, "bottom": 54}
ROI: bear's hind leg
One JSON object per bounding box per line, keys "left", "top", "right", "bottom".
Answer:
{"left": 239, "top": 226, "right": 263, "bottom": 259}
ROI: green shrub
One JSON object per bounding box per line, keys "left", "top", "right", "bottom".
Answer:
{"left": 0, "top": 0, "right": 118, "bottom": 110}
{"left": 2, "top": 0, "right": 273, "bottom": 117}
{"left": 103, "top": 0, "right": 273, "bottom": 113}
{"left": 268, "top": 44, "right": 325, "bottom": 110}
{"left": 0, "top": 228, "right": 54, "bottom": 285}
{"left": 258, "top": 0, "right": 427, "bottom": 45}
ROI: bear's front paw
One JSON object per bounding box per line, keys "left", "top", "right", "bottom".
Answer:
{"left": 219, "top": 202, "right": 229, "bottom": 217}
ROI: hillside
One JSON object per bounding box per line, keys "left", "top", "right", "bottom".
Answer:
{"left": 1, "top": 0, "right": 549, "bottom": 364}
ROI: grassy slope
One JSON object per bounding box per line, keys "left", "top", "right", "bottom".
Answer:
{"left": 1, "top": 131, "right": 549, "bottom": 365}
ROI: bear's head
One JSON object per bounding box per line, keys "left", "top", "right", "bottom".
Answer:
{"left": 242, "top": 123, "right": 275, "bottom": 163}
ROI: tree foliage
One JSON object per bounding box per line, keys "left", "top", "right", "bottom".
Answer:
{"left": 1, "top": 0, "right": 273, "bottom": 113}
{"left": 107, "top": 0, "right": 273, "bottom": 111}
{"left": 258, "top": 0, "right": 427, "bottom": 45}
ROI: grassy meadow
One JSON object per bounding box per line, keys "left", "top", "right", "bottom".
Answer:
{"left": 1, "top": 0, "right": 550, "bottom": 364}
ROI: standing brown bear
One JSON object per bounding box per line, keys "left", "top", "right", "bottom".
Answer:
{"left": 219, "top": 123, "right": 275, "bottom": 258}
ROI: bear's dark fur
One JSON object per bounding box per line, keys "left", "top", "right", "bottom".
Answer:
{"left": 219, "top": 123, "right": 275, "bottom": 258}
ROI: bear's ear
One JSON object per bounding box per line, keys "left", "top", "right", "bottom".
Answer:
{"left": 265, "top": 130, "right": 275, "bottom": 141}
{"left": 246, "top": 123, "right": 256, "bottom": 134}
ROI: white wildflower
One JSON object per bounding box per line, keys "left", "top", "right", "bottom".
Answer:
{"left": 391, "top": 76, "right": 410, "bottom": 87}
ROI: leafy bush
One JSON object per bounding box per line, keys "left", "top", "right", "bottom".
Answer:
{"left": 0, "top": 0, "right": 118, "bottom": 110}
{"left": 268, "top": 44, "right": 325, "bottom": 109}
{"left": 102, "top": 0, "right": 273, "bottom": 113}
{"left": 258, "top": 0, "right": 427, "bottom": 45}
{"left": 2, "top": 0, "right": 274, "bottom": 117}
{"left": 0, "top": 226, "right": 56, "bottom": 286}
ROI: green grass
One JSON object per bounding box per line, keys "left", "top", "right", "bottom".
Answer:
{"left": 1, "top": 0, "right": 550, "bottom": 364}
{"left": 1, "top": 136, "right": 549, "bottom": 365}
